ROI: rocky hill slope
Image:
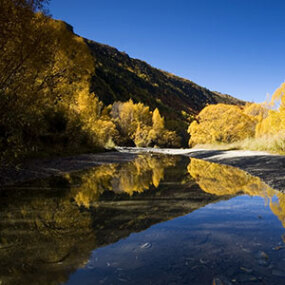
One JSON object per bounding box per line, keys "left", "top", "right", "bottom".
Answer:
{"left": 84, "top": 38, "right": 244, "bottom": 144}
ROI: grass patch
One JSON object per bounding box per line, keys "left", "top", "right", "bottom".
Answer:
{"left": 193, "top": 132, "right": 285, "bottom": 155}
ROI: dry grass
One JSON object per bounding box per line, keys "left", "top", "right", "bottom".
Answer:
{"left": 193, "top": 132, "right": 285, "bottom": 155}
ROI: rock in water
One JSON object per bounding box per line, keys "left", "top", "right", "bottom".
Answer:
{"left": 140, "top": 242, "right": 152, "bottom": 249}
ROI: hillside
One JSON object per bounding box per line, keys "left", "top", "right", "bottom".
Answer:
{"left": 84, "top": 37, "right": 245, "bottom": 144}
{"left": 87, "top": 40, "right": 244, "bottom": 114}
{"left": 0, "top": 1, "right": 246, "bottom": 164}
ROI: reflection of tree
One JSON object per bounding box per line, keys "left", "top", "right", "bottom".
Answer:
{"left": 117, "top": 155, "right": 176, "bottom": 195}
{"left": 72, "top": 164, "right": 117, "bottom": 208}
{"left": 0, "top": 186, "right": 95, "bottom": 285}
{"left": 1, "top": 155, "right": 209, "bottom": 285}
{"left": 72, "top": 155, "right": 177, "bottom": 207}
{"left": 270, "top": 194, "right": 285, "bottom": 228}
{"left": 188, "top": 158, "right": 285, "bottom": 227}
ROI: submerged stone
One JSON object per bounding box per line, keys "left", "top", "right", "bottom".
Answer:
{"left": 140, "top": 242, "right": 152, "bottom": 249}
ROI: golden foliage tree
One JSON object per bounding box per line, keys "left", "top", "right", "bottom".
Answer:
{"left": 0, "top": 1, "right": 123, "bottom": 162}
{"left": 1, "top": 0, "right": 180, "bottom": 163}
{"left": 112, "top": 100, "right": 180, "bottom": 147}
{"left": 76, "top": 89, "right": 118, "bottom": 148}
{"left": 255, "top": 82, "right": 285, "bottom": 138}
{"left": 148, "top": 108, "right": 166, "bottom": 146}
{"left": 188, "top": 104, "right": 257, "bottom": 146}
{"left": 111, "top": 100, "right": 152, "bottom": 140}
{"left": 243, "top": 102, "right": 269, "bottom": 119}
{"left": 0, "top": 1, "right": 97, "bottom": 161}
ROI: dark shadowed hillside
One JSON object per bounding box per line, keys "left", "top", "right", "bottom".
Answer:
{"left": 85, "top": 39, "right": 245, "bottom": 144}
{"left": 87, "top": 40, "right": 244, "bottom": 114}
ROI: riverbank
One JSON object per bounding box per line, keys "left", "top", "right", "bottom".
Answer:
{"left": 1, "top": 148, "right": 285, "bottom": 192}
{"left": 117, "top": 147, "right": 285, "bottom": 192}
{"left": 0, "top": 152, "right": 137, "bottom": 186}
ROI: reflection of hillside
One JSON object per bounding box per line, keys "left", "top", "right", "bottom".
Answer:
{"left": 73, "top": 155, "right": 177, "bottom": 208}
{"left": 188, "top": 158, "right": 285, "bottom": 227}
{"left": 0, "top": 186, "right": 95, "bottom": 285}
{"left": 0, "top": 155, "right": 229, "bottom": 285}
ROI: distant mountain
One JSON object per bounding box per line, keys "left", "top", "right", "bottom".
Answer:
{"left": 82, "top": 37, "right": 244, "bottom": 144}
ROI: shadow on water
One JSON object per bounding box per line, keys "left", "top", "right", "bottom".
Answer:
{"left": 0, "top": 154, "right": 285, "bottom": 284}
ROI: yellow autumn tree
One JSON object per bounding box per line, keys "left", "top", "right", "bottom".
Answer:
{"left": 112, "top": 100, "right": 180, "bottom": 147}
{"left": 148, "top": 108, "right": 165, "bottom": 145}
{"left": 188, "top": 104, "right": 257, "bottom": 146}
{"left": 0, "top": 0, "right": 181, "bottom": 162}
{"left": 76, "top": 89, "right": 118, "bottom": 148}
{"left": 0, "top": 1, "right": 98, "bottom": 161}
{"left": 243, "top": 102, "right": 269, "bottom": 119}
{"left": 148, "top": 108, "right": 180, "bottom": 147}
{"left": 0, "top": 0, "right": 124, "bottom": 161}
{"left": 133, "top": 123, "right": 152, "bottom": 147}
{"left": 256, "top": 82, "right": 285, "bottom": 137}
{"left": 112, "top": 100, "right": 152, "bottom": 137}
{"left": 152, "top": 108, "right": 165, "bottom": 130}
{"left": 255, "top": 110, "right": 283, "bottom": 137}
{"left": 0, "top": 1, "right": 56, "bottom": 160}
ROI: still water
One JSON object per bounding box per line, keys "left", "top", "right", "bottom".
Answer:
{"left": 0, "top": 154, "right": 285, "bottom": 285}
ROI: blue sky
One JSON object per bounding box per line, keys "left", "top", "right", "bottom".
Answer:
{"left": 50, "top": 0, "right": 285, "bottom": 102}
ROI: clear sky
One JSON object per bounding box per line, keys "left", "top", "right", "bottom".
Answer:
{"left": 50, "top": 0, "right": 285, "bottom": 102}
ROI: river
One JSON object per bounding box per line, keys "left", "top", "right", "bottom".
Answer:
{"left": 0, "top": 151, "right": 285, "bottom": 284}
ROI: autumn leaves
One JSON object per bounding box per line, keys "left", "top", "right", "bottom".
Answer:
{"left": 188, "top": 83, "right": 285, "bottom": 153}
{"left": 0, "top": 1, "right": 179, "bottom": 163}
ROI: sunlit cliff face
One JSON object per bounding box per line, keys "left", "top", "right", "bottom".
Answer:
{"left": 188, "top": 158, "right": 285, "bottom": 228}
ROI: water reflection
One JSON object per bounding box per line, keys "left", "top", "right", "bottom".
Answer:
{"left": 1, "top": 155, "right": 206, "bottom": 285}
{"left": 71, "top": 155, "right": 177, "bottom": 208}
{"left": 188, "top": 158, "right": 285, "bottom": 227}
{"left": 0, "top": 154, "right": 285, "bottom": 285}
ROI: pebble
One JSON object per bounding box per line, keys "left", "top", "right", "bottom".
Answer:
{"left": 241, "top": 248, "right": 251, "bottom": 253}
{"left": 200, "top": 258, "right": 209, "bottom": 264}
{"left": 140, "top": 242, "right": 152, "bottom": 249}
{"left": 240, "top": 266, "right": 253, "bottom": 273}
